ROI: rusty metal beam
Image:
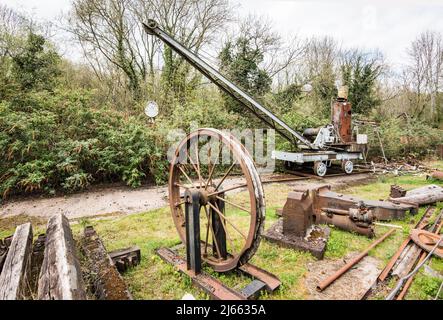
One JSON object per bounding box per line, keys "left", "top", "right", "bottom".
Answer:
{"left": 156, "top": 247, "right": 245, "bottom": 300}
{"left": 395, "top": 209, "right": 443, "bottom": 300}
{"left": 238, "top": 263, "right": 281, "bottom": 292}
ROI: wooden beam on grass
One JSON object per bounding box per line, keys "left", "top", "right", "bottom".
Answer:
{"left": 81, "top": 226, "right": 132, "bottom": 300}
{"left": 0, "top": 223, "right": 33, "bottom": 300}
{"left": 37, "top": 214, "right": 86, "bottom": 300}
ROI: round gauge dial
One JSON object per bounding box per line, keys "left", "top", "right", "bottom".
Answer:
{"left": 144, "top": 101, "right": 159, "bottom": 118}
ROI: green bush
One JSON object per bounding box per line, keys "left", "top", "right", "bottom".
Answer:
{"left": 0, "top": 89, "right": 169, "bottom": 198}
{"left": 360, "top": 117, "right": 443, "bottom": 160}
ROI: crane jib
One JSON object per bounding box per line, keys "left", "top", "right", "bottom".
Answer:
{"left": 142, "top": 20, "right": 316, "bottom": 150}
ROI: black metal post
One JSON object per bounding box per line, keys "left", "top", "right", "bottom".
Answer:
{"left": 185, "top": 189, "right": 201, "bottom": 274}
{"left": 211, "top": 191, "right": 227, "bottom": 259}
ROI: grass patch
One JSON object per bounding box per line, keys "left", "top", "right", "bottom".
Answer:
{"left": 0, "top": 214, "right": 47, "bottom": 239}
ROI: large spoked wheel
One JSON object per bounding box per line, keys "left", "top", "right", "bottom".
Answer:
{"left": 169, "top": 128, "right": 265, "bottom": 272}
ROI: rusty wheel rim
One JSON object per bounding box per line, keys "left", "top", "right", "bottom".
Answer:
{"left": 168, "top": 128, "right": 265, "bottom": 272}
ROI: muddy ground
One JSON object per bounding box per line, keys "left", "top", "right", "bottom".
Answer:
{"left": 0, "top": 172, "right": 373, "bottom": 220}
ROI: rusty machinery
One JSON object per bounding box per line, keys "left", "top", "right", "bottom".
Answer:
{"left": 273, "top": 87, "right": 368, "bottom": 176}
{"left": 264, "top": 185, "right": 416, "bottom": 258}
{"left": 142, "top": 19, "right": 366, "bottom": 178}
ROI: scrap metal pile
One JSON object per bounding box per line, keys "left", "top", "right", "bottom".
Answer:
{"left": 369, "top": 156, "right": 436, "bottom": 176}
{"left": 364, "top": 206, "right": 443, "bottom": 300}
{"left": 265, "top": 184, "right": 416, "bottom": 259}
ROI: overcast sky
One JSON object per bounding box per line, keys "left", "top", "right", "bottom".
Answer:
{"left": 3, "top": 0, "right": 443, "bottom": 69}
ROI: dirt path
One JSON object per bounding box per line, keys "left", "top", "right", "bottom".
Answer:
{"left": 0, "top": 173, "right": 372, "bottom": 220}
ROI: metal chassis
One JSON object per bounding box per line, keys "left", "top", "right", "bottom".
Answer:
{"left": 272, "top": 150, "right": 363, "bottom": 164}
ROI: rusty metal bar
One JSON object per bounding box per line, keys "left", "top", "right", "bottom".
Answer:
{"left": 396, "top": 250, "right": 427, "bottom": 300}
{"left": 156, "top": 247, "right": 245, "bottom": 300}
{"left": 386, "top": 235, "right": 443, "bottom": 300}
{"left": 238, "top": 263, "right": 281, "bottom": 292}
{"left": 378, "top": 236, "right": 411, "bottom": 282}
{"left": 317, "top": 229, "right": 396, "bottom": 292}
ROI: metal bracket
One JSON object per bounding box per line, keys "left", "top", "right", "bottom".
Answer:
{"left": 210, "top": 192, "right": 227, "bottom": 259}
{"left": 184, "top": 189, "right": 202, "bottom": 274}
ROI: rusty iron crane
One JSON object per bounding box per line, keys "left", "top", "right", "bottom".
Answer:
{"left": 142, "top": 20, "right": 367, "bottom": 272}
{"left": 142, "top": 19, "right": 367, "bottom": 177}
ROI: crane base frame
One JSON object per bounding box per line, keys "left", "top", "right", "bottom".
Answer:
{"left": 272, "top": 150, "right": 363, "bottom": 164}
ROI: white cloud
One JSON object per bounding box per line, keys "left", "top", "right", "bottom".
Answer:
{"left": 235, "top": 0, "right": 443, "bottom": 67}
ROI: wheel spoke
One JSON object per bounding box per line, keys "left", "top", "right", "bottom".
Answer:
{"left": 205, "top": 143, "right": 223, "bottom": 189}
{"left": 203, "top": 205, "right": 211, "bottom": 254}
{"left": 208, "top": 183, "right": 247, "bottom": 197}
{"left": 178, "top": 165, "right": 196, "bottom": 187}
{"left": 194, "top": 143, "right": 203, "bottom": 188}
{"left": 187, "top": 151, "right": 203, "bottom": 188}
{"left": 208, "top": 202, "right": 247, "bottom": 241}
{"left": 216, "top": 196, "right": 250, "bottom": 214}
{"left": 215, "top": 162, "right": 236, "bottom": 191}
{"left": 174, "top": 199, "right": 186, "bottom": 207}
{"left": 207, "top": 202, "right": 236, "bottom": 252}
{"left": 203, "top": 205, "right": 222, "bottom": 260}
{"left": 174, "top": 183, "right": 191, "bottom": 189}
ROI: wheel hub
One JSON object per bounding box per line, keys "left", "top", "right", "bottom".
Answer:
{"left": 197, "top": 186, "right": 217, "bottom": 205}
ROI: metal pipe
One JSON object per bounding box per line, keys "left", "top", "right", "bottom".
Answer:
{"left": 373, "top": 222, "right": 403, "bottom": 229}
{"left": 317, "top": 229, "right": 396, "bottom": 292}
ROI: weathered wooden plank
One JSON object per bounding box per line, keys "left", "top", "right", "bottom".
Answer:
{"left": 391, "top": 184, "right": 443, "bottom": 206}
{"left": 37, "top": 214, "right": 86, "bottom": 300}
{"left": 0, "top": 223, "right": 33, "bottom": 300}
{"left": 0, "top": 235, "right": 13, "bottom": 274}
{"left": 81, "top": 226, "right": 132, "bottom": 300}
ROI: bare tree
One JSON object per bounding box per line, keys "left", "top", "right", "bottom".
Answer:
{"left": 221, "top": 14, "right": 305, "bottom": 90}
{"left": 302, "top": 36, "right": 339, "bottom": 108}
{"left": 68, "top": 0, "right": 233, "bottom": 102}
{"left": 69, "top": 0, "right": 147, "bottom": 99}
{"left": 405, "top": 30, "right": 443, "bottom": 123}
{"left": 0, "top": 5, "right": 29, "bottom": 58}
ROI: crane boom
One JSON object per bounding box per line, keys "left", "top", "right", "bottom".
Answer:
{"left": 142, "top": 20, "right": 317, "bottom": 150}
